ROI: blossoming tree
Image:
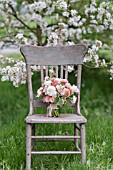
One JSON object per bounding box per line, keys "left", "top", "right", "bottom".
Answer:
{"left": 0, "top": 0, "right": 113, "bottom": 87}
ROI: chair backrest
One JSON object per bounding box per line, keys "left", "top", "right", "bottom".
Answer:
{"left": 20, "top": 45, "right": 88, "bottom": 115}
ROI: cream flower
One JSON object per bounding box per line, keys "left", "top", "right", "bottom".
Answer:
{"left": 46, "top": 86, "right": 57, "bottom": 96}
{"left": 36, "top": 87, "right": 43, "bottom": 97}
{"left": 43, "top": 80, "right": 52, "bottom": 86}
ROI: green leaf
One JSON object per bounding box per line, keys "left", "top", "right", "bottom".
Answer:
{"left": 59, "top": 98, "right": 63, "bottom": 107}
{"left": 63, "top": 101, "right": 68, "bottom": 107}
{"left": 54, "top": 97, "right": 59, "bottom": 104}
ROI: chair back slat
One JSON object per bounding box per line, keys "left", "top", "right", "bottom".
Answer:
{"left": 41, "top": 65, "right": 44, "bottom": 83}
{"left": 20, "top": 45, "right": 87, "bottom": 65}
{"left": 50, "top": 66, "right": 54, "bottom": 70}
{"left": 65, "top": 65, "right": 68, "bottom": 79}
{"left": 55, "top": 66, "right": 58, "bottom": 78}
{"left": 77, "top": 65, "right": 82, "bottom": 90}
{"left": 45, "top": 66, "right": 48, "bottom": 77}
{"left": 60, "top": 66, "right": 64, "bottom": 78}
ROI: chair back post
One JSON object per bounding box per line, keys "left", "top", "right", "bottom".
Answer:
{"left": 76, "top": 64, "right": 82, "bottom": 115}
{"left": 27, "top": 64, "right": 34, "bottom": 115}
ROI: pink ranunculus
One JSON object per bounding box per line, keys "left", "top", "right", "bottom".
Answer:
{"left": 42, "top": 96, "right": 50, "bottom": 103}
{"left": 49, "top": 69, "right": 56, "bottom": 75}
{"left": 52, "top": 78, "right": 60, "bottom": 86}
{"left": 60, "top": 79, "right": 68, "bottom": 84}
{"left": 63, "top": 88, "right": 71, "bottom": 97}
{"left": 65, "top": 82, "right": 71, "bottom": 88}
{"left": 49, "top": 96, "right": 56, "bottom": 103}
{"left": 42, "top": 96, "right": 56, "bottom": 103}
{"left": 51, "top": 78, "right": 55, "bottom": 81}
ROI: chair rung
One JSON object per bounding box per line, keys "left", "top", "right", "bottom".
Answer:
{"left": 31, "top": 136, "right": 80, "bottom": 139}
{"left": 35, "top": 139, "right": 74, "bottom": 142}
{"left": 31, "top": 151, "right": 81, "bottom": 154}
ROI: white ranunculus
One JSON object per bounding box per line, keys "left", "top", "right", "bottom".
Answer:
{"left": 44, "top": 80, "right": 52, "bottom": 86}
{"left": 46, "top": 86, "right": 57, "bottom": 96}
{"left": 56, "top": 85, "right": 64, "bottom": 93}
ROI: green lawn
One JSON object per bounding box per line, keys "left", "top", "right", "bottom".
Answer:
{"left": 0, "top": 67, "right": 113, "bottom": 170}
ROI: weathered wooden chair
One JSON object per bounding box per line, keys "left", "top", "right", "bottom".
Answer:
{"left": 20, "top": 45, "right": 88, "bottom": 170}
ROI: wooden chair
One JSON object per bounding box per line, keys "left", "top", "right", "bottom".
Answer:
{"left": 20, "top": 45, "right": 88, "bottom": 170}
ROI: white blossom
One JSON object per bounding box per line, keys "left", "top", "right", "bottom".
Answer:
{"left": 62, "top": 12, "right": 69, "bottom": 17}
{"left": 15, "top": 33, "right": 23, "bottom": 39}
{"left": 71, "top": 10, "right": 78, "bottom": 16}
{"left": 29, "top": 1, "right": 47, "bottom": 12}
{"left": 44, "top": 80, "right": 52, "bottom": 86}
{"left": 0, "top": 54, "right": 3, "bottom": 59}
{"left": 101, "top": 59, "right": 107, "bottom": 67}
{"left": 57, "top": 0, "right": 67, "bottom": 10}
{"left": 110, "top": 66, "right": 113, "bottom": 80}
{"left": 68, "top": 66, "right": 74, "bottom": 73}
{"left": 0, "top": 0, "right": 113, "bottom": 86}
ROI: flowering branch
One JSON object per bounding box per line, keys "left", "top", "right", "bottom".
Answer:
{"left": 0, "top": 0, "right": 113, "bottom": 86}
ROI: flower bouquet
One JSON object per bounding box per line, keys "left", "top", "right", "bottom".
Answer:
{"left": 36, "top": 76, "right": 79, "bottom": 117}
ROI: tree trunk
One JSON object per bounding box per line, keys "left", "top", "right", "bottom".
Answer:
{"left": 35, "top": 25, "right": 43, "bottom": 46}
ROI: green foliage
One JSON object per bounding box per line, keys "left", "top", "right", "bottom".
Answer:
{"left": 99, "top": 50, "right": 113, "bottom": 61}
{"left": 0, "top": 68, "right": 113, "bottom": 170}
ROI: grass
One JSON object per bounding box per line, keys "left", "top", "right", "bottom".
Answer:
{"left": 0, "top": 67, "right": 113, "bottom": 170}
{"left": 0, "top": 53, "right": 23, "bottom": 60}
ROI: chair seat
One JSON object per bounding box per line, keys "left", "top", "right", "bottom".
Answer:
{"left": 25, "top": 114, "right": 87, "bottom": 124}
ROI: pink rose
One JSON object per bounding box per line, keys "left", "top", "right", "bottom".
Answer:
{"left": 60, "top": 79, "right": 68, "bottom": 84}
{"left": 52, "top": 78, "right": 60, "bottom": 86}
{"left": 42, "top": 96, "right": 50, "bottom": 103}
{"left": 42, "top": 96, "right": 56, "bottom": 103}
{"left": 63, "top": 88, "right": 70, "bottom": 97}
{"left": 49, "top": 96, "right": 56, "bottom": 103}
{"left": 71, "top": 85, "right": 79, "bottom": 93}
{"left": 51, "top": 78, "right": 55, "bottom": 81}
{"left": 65, "top": 82, "right": 71, "bottom": 88}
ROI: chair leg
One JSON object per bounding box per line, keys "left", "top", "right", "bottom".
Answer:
{"left": 26, "top": 124, "right": 32, "bottom": 170}
{"left": 80, "top": 123, "right": 86, "bottom": 164}
{"left": 74, "top": 123, "right": 79, "bottom": 149}
{"left": 31, "top": 124, "right": 35, "bottom": 150}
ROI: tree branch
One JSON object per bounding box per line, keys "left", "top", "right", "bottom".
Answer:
{"left": 77, "top": 0, "right": 85, "bottom": 12}
{"left": 8, "top": 4, "right": 36, "bottom": 34}
{"left": 35, "top": 25, "right": 42, "bottom": 46}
